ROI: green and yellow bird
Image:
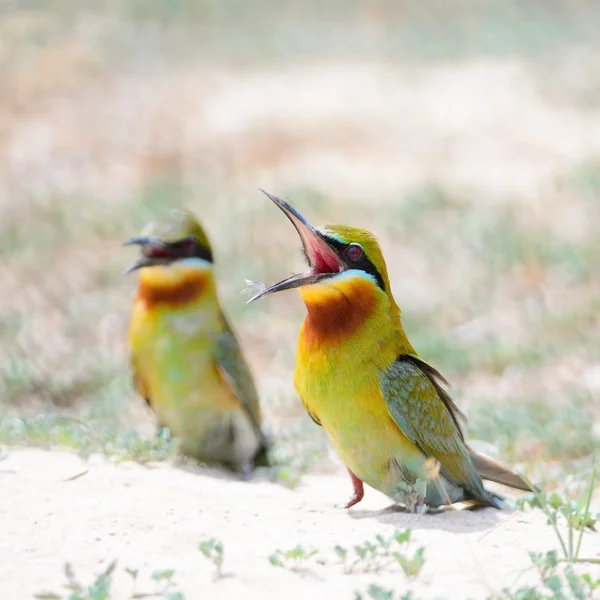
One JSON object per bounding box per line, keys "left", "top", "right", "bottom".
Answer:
{"left": 250, "top": 190, "right": 534, "bottom": 509}
{"left": 125, "top": 209, "right": 269, "bottom": 475}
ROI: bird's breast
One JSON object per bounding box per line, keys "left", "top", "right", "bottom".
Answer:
{"left": 295, "top": 357, "right": 418, "bottom": 490}
{"left": 136, "top": 266, "right": 213, "bottom": 310}
{"left": 293, "top": 274, "right": 417, "bottom": 489}
{"left": 298, "top": 275, "right": 381, "bottom": 346}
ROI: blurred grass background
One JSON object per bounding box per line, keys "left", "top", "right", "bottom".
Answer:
{"left": 1, "top": 0, "right": 599, "bottom": 487}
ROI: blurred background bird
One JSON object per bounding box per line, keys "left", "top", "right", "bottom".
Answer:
{"left": 125, "top": 209, "right": 269, "bottom": 475}
{"left": 250, "top": 190, "right": 534, "bottom": 510}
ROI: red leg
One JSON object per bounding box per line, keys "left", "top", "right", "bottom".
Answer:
{"left": 344, "top": 467, "right": 365, "bottom": 509}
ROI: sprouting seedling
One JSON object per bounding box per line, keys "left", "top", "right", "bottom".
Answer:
{"left": 34, "top": 560, "right": 184, "bottom": 599}
{"left": 268, "top": 545, "right": 319, "bottom": 572}
{"left": 335, "top": 529, "right": 425, "bottom": 577}
{"left": 123, "top": 566, "right": 183, "bottom": 599}
{"left": 199, "top": 538, "right": 224, "bottom": 580}
{"left": 393, "top": 548, "right": 426, "bottom": 578}
{"left": 503, "top": 550, "right": 600, "bottom": 599}
{"left": 35, "top": 560, "right": 117, "bottom": 600}
{"left": 125, "top": 568, "right": 139, "bottom": 597}
{"left": 354, "top": 584, "right": 415, "bottom": 600}
{"left": 148, "top": 569, "right": 183, "bottom": 599}
{"left": 516, "top": 463, "right": 600, "bottom": 565}
{"left": 502, "top": 464, "right": 600, "bottom": 599}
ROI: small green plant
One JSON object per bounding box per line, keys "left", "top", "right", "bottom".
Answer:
{"left": 516, "top": 464, "right": 600, "bottom": 565}
{"left": 35, "top": 562, "right": 184, "bottom": 600}
{"left": 335, "top": 529, "right": 425, "bottom": 577}
{"left": 144, "top": 569, "right": 184, "bottom": 600}
{"left": 501, "top": 551, "right": 600, "bottom": 599}
{"left": 354, "top": 584, "right": 415, "bottom": 600}
{"left": 268, "top": 545, "right": 319, "bottom": 572}
{"left": 519, "top": 490, "right": 598, "bottom": 532}
{"left": 35, "top": 561, "right": 116, "bottom": 600}
{"left": 389, "top": 479, "right": 429, "bottom": 514}
{"left": 501, "top": 464, "right": 600, "bottom": 599}
{"left": 198, "top": 538, "right": 224, "bottom": 579}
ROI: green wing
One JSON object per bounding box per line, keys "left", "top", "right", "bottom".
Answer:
{"left": 380, "top": 354, "right": 489, "bottom": 502}
{"left": 403, "top": 356, "right": 467, "bottom": 427}
{"left": 215, "top": 316, "right": 265, "bottom": 444}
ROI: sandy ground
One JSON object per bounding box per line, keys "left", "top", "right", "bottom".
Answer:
{"left": 2, "top": 448, "right": 599, "bottom": 599}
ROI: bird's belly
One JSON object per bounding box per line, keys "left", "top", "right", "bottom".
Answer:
{"left": 328, "top": 407, "right": 426, "bottom": 496}
{"left": 149, "top": 369, "right": 259, "bottom": 466}
{"left": 297, "top": 368, "right": 426, "bottom": 496}
{"left": 149, "top": 363, "right": 228, "bottom": 430}
{"left": 134, "top": 323, "right": 257, "bottom": 466}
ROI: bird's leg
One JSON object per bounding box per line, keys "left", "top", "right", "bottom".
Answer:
{"left": 240, "top": 461, "right": 253, "bottom": 481}
{"left": 344, "top": 467, "right": 365, "bottom": 509}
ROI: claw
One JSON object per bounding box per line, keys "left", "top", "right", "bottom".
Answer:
{"left": 344, "top": 467, "right": 364, "bottom": 509}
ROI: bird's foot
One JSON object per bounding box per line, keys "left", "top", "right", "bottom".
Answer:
{"left": 345, "top": 491, "right": 364, "bottom": 509}
{"left": 240, "top": 461, "right": 253, "bottom": 481}
{"left": 344, "top": 468, "right": 365, "bottom": 509}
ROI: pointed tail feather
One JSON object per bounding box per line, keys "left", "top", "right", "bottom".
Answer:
{"left": 469, "top": 449, "right": 536, "bottom": 493}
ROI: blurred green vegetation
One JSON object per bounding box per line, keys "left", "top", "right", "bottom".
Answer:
{"left": 3, "top": 0, "right": 600, "bottom": 66}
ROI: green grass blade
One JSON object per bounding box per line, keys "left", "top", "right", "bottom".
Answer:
{"left": 574, "top": 461, "right": 598, "bottom": 562}
{"left": 519, "top": 472, "right": 569, "bottom": 560}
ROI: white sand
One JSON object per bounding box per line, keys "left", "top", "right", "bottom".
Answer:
{"left": 2, "top": 448, "right": 599, "bottom": 599}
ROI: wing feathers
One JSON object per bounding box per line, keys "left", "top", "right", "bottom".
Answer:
{"left": 216, "top": 317, "right": 267, "bottom": 449}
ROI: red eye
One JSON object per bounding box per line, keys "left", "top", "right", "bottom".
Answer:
{"left": 346, "top": 244, "right": 363, "bottom": 261}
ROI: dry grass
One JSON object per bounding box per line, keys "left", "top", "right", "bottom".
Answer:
{"left": 1, "top": 1, "right": 599, "bottom": 489}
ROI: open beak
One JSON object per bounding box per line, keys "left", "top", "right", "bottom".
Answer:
{"left": 248, "top": 189, "right": 343, "bottom": 302}
{"left": 122, "top": 236, "right": 169, "bottom": 274}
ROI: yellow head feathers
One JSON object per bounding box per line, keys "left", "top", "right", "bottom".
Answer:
{"left": 123, "top": 209, "right": 214, "bottom": 275}
{"left": 140, "top": 209, "right": 212, "bottom": 251}
{"left": 319, "top": 224, "right": 392, "bottom": 294}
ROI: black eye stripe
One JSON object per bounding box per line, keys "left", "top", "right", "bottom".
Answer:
{"left": 167, "top": 237, "right": 213, "bottom": 263}
{"left": 324, "top": 236, "right": 385, "bottom": 291}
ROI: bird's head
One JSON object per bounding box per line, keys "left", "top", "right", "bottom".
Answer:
{"left": 123, "top": 209, "right": 213, "bottom": 274}
{"left": 248, "top": 190, "right": 392, "bottom": 302}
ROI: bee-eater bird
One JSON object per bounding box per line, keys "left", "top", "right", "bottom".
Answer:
{"left": 249, "top": 190, "right": 534, "bottom": 510}
{"left": 124, "top": 209, "right": 269, "bottom": 475}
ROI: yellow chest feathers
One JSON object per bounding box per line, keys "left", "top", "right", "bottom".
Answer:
{"left": 294, "top": 273, "right": 401, "bottom": 406}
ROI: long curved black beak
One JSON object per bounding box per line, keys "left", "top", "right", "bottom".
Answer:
{"left": 259, "top": 189, "right": 323, "bottom": 256}
{"left": 247, "top": 189, "right": 342, "bottom": 302}
{"left": 122, "top": 236, "right": 167, "bottom": 274}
